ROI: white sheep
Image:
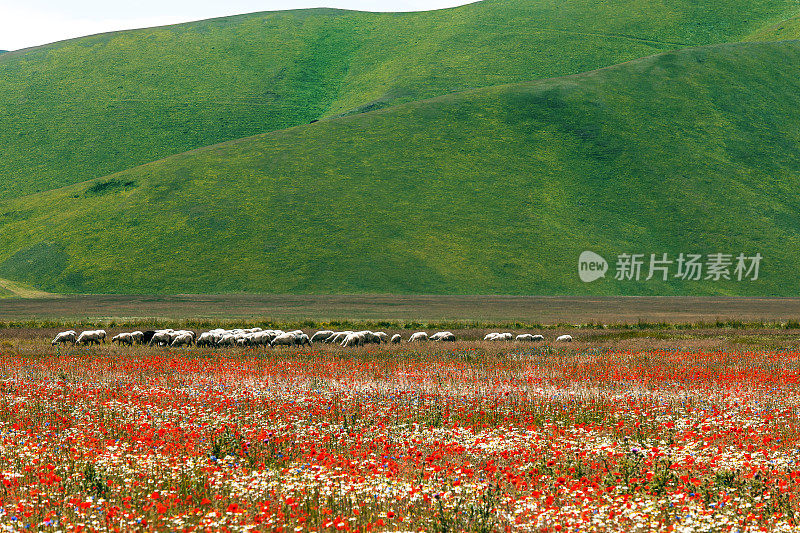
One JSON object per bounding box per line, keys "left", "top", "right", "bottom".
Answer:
{"left": 356, "top": 330, "right": 382, "bottom": 344}
{"left": 130, "top": 331, "right": 144, "bottom": 344}
{"left": 556, "top": 334, "right": 573, "bottom": 342}
{"left": 112, "top": 332, "right": 133, "bottom": 346}
{"left": 249, "top": 331, "right": 270, "bottom": 346}
{"left": 271, "top": 332, "right": 298, "bottom": 347}
{"left": 171, "top": 333, "right": 194, "bottom": 347}
{"left": 217, "top": 334, "right": 236, "bottom": 347}
{"left": 341, "top": 332, "right": 365, "bottom": 347}
{"left": 408, "top": 332, "right": 428, "bottom": 342}
{"left": 76, "top": 330, "right": 106, "bottom": 346}
{"left": 51, "top": 330, "right": 77, "bottom": 345}
{"left": 196, "top": 332, "right": 215, "bottom": 347}
{"left": 327, "top": 331, "right": 352, "bottom": 344}
{"left": 516, "top": 334, "right": 545, "bottom": 342}
{"left": 149, "top": 330, "right": 172, "bottom": 346}
{"left": 167, "top": 330, "right": 194, "bottom": 343}
{"left": 310, "top": 330, "right": 334, "bottom": 343}
{"left": 431, "top": 331, "right": 455, "bottom": 342}
{"left": 390, "top": 334, "right": 401, "bottom": 344}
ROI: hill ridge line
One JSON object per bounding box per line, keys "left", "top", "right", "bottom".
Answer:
{"left": 9, "top": 39, "right": 796, "bottom": 202}
{"left": 3, "top": 0, "right": 799, "bottom": 201}
{"left": 0, "top": 3, "right": 484, "bottom": 56}
{"left": 527, "top": 27, "right": 691, "bottom": 47}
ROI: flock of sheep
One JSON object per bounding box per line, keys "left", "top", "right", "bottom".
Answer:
{"left": 51, "top": 327, "right": 574, "bottom": 348}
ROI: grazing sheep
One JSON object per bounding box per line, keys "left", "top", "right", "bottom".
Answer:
{"left": 196, "top": 332, "right": 215, "bottom": 347}
{"left": 390, "top": 334, "right": 401, "bottom": 344}
{"left": 483, "top": 332, "right": 499, "bottom": 341}
{"left": 341, "top": 332, "right": 365, "bottom": 347}
{"left": 141, "top": 330, "right": 157, "bottom": 344}
{"left": 249, "top": 331, "right": 270, "bottom": 346}
{"left": 76, "top": 329, "right": 106, "bottom": 346}
{"left": 556, "top": 334, "right": 573, "bottom": 342}
{"left": 327, "top": 331, "right": 352, "bottom": 344}
{"left": 112, "top": 332, "right": 134, "bottom": 346}
{"left": 374, "top": 332, "right": 389, "bottom": 343}
{"left": 171, "top": 333, "right": 194, "bottom": 347}
{"left": 217, "top": 334, "right": 236, "bottom": 347}
{"left": 516, "top": 334, "right": 545, "bottom": 342}
{"left": 485, "top": 332, "right": 511, "bottom": 341}
{"left": 51, "top": 330, "right": 77, "bottom": 346}
{"left": 75, "top": 331, "right": 93, "bottom": 346}
{"left": 310, "top": 330, "right": 334, "bottom": 343}
{"left": 408, "top": 332, "right": 428, "bottom": 342}
{"left": 130, "top": 331, "right": 144, "bottom": 344}
{"left": 431, "top": 331, "right": 455, "bottom": 342}
{"left": 355, "top": 330, "right": 382, "bottom": 344}
{"left": 148, "top": 330, "right": 172, "bottom": 346}
{"left": 270, "top": 332, "right": 298, "bottom": 347}
{"left": 250, "top": 330, "right": 278, "bottom": 345}
{"left": 296, "top": 333, "right": 311, "bottom": 346}
{"left": 167, "top": 330, "right": 194, "bottom": 344}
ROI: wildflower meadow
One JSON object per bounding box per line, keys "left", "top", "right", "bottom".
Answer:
{"left": 1, "top": 338, "right": 799, "bottom": 531}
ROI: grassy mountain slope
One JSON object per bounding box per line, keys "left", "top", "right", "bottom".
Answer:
{"left": 745, "top": 15, "right": 800, "bottom": 40}
{"left": 1, "top": 0, "right": 798, "bottom": 199}
{"left": 1, "top": 42, "right": 798, "bottom": 296}
{"left": 0, "top": 279, "right": 54, "bottom": 299}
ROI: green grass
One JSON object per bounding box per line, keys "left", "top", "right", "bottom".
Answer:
{"left": 0, "top": 278, "right": 55, "bottom": 298}
{"left": 1, "top": 0, "right": 798, "bottom": 199}
{"left": 1, "top": 41, "right": 799, "bottom": 295}
{"left": 745, "top": 15, "right": 800, "bottom": 40}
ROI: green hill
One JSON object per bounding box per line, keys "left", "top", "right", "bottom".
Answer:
{"left": 1, "top": 41, "right": 798, "bottom": 295}
{"left": 1, "top": 0, "right": 798, "bottom": 200}
{"left": 745, "top": 14, "right": 800, "bottom": 40}
{"left": 0, "top": 278, "right": 54, "bottom": 299}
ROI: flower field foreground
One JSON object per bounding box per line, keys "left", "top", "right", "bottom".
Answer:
{"left": 1, "top": 345, "right": 800, "bottom": 532}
